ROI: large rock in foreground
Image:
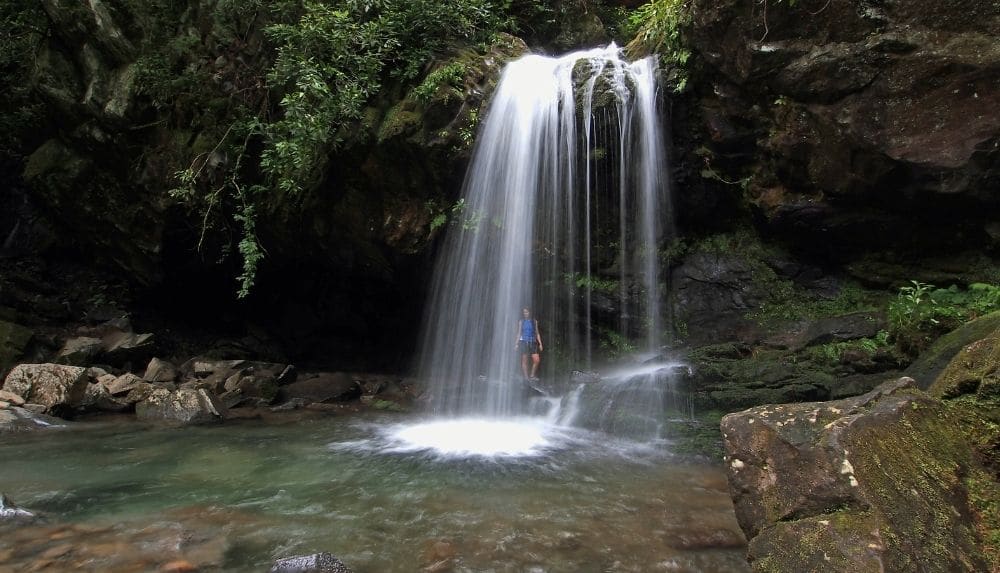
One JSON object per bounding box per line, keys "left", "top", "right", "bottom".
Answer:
{"left": 722, "top": 378, "right": 990, "bottom": 571}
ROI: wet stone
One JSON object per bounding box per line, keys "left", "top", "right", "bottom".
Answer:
{"left": 270, "top": 552, "right": 353, "bottom": 573}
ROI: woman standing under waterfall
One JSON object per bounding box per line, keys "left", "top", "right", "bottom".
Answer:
{"left": 516, "top": 307, "right": 543, "bottom": 381}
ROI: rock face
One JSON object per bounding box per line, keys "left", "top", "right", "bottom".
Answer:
{"left": 684, "top": 0, "right": 1000, "bottom": 274}
{"left": 722, "top": 378, "right": 991, "bottom": 571}
{"left": 670, "top": 251, "right": 767, "bottom": 345}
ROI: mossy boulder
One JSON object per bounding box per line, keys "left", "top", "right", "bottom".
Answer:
{"left": 685, "top": 343, "right": 897, "bottom": 412}
{"left": 906, "top": 311, "right": 1000, "bottom": 390}
{"left": 722, "top": 378, "right": 992, "bottom": 572}
{"left": 929, "top": 328, "right": 1000, "bottom": 400}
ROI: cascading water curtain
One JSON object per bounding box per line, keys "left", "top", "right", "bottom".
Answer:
{"left": 418, "top": 45, "right": 673, "bottom": 418}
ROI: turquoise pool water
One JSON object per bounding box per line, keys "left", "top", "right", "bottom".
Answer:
{"left": 0, "top": 412, "right": 748, "bottom": 572}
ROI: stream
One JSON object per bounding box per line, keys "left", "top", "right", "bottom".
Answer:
{"left": 0, "top": 412, "right": 748, "bottom": 572}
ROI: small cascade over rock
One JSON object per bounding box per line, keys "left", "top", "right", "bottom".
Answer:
{"left": 571, "top": 360, "right": 693, "bottom": 441}
{"left": 417, "top": 44, "right": 674, "bottom": 427}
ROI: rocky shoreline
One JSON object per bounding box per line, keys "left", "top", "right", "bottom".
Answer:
{"left": 0, "top": 357, "right": 416, "bottom": 431}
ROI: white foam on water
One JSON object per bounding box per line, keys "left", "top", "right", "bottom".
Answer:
{"left": 383, "top": 418, "right": 556, "bottom": 458}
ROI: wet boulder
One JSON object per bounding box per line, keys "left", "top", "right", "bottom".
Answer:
{"left": 135, "top": 387, "right": 226, "bottom": 425}
{"left": 0, "top": 405, "right": 66, "bottom": 433}
{"left": 1, "top": 363, "right": 89, "bottom": 416}
{"left": 722, "top": 377, "right": 991, "bottom": 571}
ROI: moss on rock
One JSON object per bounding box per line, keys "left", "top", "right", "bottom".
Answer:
{"left": 929, "top": 329, "right": 1000, "bottom": 399}
{"left": 723, "top": 378, "right": 994, "bottom": 571}
{"left": 906, "top": 311, "right": 1000, "bottom": 390}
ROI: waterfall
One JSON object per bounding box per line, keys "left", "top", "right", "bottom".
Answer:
{"left": 417, "top": 45, "right": 673, "bottom": 419}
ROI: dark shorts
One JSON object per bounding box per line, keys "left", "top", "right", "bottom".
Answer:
{"left": 518, "top": 340, "right": 539, "bottom": 355}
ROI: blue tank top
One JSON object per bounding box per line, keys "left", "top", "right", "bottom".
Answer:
{"left": 520, "top": 319, "right": 536, "bottom": 341}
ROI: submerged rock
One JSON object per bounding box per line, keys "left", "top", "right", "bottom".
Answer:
{"left": 270, "top": 553, "right": 353, "bottom": 573}
{"left": 0, "top": 493, "right": 37, "bottom": 521}
{"left": 0, "top": 405, "right": 65, "bottom": 433}
{"left": 722, "top": 377, "right": 991, "bottom": 571}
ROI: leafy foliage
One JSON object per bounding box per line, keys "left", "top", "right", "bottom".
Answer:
{"left": 414, "top": 62, "right": 468, "bottom": 103}
{"left": 807, "top": 330, "right": 892, "bottom": 368}
{"left": 889, "top": 281, "right": 1000, "bottom": 355}
{"left": 599, "top": 327, "right": 636, "bottom": 359}
{"left": 625, "top": 0, "right": 692, "bottom": 89}
{"left": 0, "top": 0, "right": 47, "bottom": 160}
{"left": 565, "top": 272, "right": 619, "bottom": 294}
{"left": 144, "top": 0, "right": 519, "bottom": 297}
